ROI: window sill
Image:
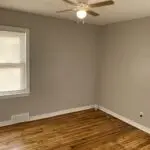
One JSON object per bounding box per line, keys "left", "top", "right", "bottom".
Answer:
{"left": 0, "top": 89, "right": 30, "bottom": 100}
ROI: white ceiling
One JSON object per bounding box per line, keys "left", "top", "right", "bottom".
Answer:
{"left": 0, "top": 0, "right": 150, "bottom": 25}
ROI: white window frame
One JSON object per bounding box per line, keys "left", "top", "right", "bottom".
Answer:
{"left": 0, "top": 25, "right": 30, "bottom": 99}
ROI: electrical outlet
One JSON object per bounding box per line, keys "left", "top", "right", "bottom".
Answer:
{"left": 140, "top": 112, "right": 144, "bottom": 118}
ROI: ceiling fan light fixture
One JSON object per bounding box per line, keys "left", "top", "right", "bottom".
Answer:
{"left": 76, "top": 10, "right": 87, "bottom": 19}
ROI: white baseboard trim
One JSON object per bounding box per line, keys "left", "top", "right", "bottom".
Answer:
{"left": 0, "top": 120, "right": 13, "bottom": 127}
{"left": 2, "top": 104, "right": 149, "bottom": 135}
{"left": 0, "top": 105, "right": 95, "bottom": 127}
{"left": 30, "top": 105, "right": 95, "bottom": 121}
{"left": 99, "top": 105, "right": 150, "bottom": 134}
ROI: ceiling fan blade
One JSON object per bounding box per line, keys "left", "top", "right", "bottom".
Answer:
{"left": 89, "top": 0, "right": 114, "bottom": 8}
{"left": 62, "top": 0, "right": 77, "bottom": 5}
{"left": 56, "top": 9, "right": 74, "bottom": 13}
{"left": 87, "top": 10, "right": 99, "bottom": 16}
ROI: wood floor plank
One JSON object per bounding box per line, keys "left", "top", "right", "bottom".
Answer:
{"left": 0, "top": 109, "right": 150, "bottom": 150}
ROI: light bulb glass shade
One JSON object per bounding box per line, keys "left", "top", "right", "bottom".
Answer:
{"left": 76, "top": 10, "right": 87, "bottom": 19}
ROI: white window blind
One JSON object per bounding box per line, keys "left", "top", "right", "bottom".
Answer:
{"left": 0, "top": 26, "right": 29, "bottom": 98}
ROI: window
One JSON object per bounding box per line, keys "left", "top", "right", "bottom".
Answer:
{"left": 0, "top": 26, "right": 29, "bottom": 98}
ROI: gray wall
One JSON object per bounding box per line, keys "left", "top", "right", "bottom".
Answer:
{"left": 0, "top": 8, "right": 98, "bottom": 121}
{"left": 96, "top": 17, "right": 150, "bottom": 128}
{"left": 1, "top": 8, "right": 150, "bottom": 129}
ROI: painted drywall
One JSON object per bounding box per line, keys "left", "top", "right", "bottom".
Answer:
{"left": 96, "top": 17, "right": 150, "bottom": 128}
{"left": 1, "top": 7, "right": 150, "bottom": 130}
{"left": 0, "top": 8, "right": 99, "bottom": 122}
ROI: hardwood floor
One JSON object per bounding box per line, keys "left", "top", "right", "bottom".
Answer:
{"left": 0, "top": 109, "right": 150, "bottom": 150}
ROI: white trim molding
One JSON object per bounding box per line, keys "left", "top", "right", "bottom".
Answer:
{"left": 0, "top": 105, "right": 95, "bottom": 127}
{"left": 99, "top": 105, "right": 150, "bottom": 134}
{"left": 30, "top": 105, "right": 95, "bottom": 121}
{"left": 0, "top": 25, "right": 30, "bottom": 99}
{"left": 0, "top": 120, "right": 13, "bottom": 127}
{"left": 1, "top": 104, "right": 150, "bottom": 135}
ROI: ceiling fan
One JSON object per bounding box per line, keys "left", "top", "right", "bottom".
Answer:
{"left": 56, "top": 0, "right": 114, "bottom": 20}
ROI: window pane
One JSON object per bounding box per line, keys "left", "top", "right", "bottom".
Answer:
{"left": 0, "top": 31, "right": 26, "bottom": 63}
{"left": 0, "top": 68, "right": 24, "bottom": 92}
